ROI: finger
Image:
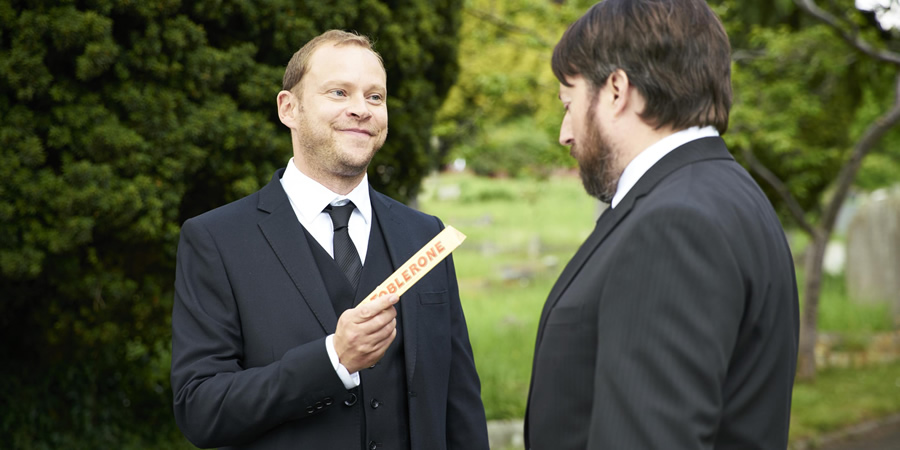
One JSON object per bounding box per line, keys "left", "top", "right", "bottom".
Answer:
{"left": 357, "top": 294, "right": 399, "bottom": 321}
{"left": 359, "top": 317, "right": 396, "bottom": 348}
{"left": 355, "top": 305, "right": 397, "bottom": 333}
{"left": 372, "top": 317, "right": 397, "bottom": 342}
{"left": 367, "top": 327, "right": 398, "bottom": 357}
{"left": 367, "top": 307, "right": 397, "bottom": 333}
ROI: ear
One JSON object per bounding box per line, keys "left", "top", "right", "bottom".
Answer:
{"left": 277, "top": 90, "right": 298, "bottom": 128}
{"left": 605, "top": 69, "right": 632, "bottom": 116}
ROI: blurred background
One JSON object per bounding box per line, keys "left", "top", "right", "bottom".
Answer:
{"left": 2, "top": 0, "right": 899, "bottom": 448}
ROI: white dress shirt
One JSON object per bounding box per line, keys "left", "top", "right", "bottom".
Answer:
{"left": 279, "top": 158, "right": 372, "bottom": 389}
{"left": 611, "top": 126, "right": 719, "bottom": 208}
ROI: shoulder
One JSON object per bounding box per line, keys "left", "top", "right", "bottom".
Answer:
{"left": 186, "top": 170, "right": 286, "bottom": 226}
{"left": 371, "top": 190, "right": 443, "bottom": 230}
{"left": 181, "top": 178, "right": 284, "bottom": 238}
{"left": 185, "top": 192, "right": 261, "bottom": 228}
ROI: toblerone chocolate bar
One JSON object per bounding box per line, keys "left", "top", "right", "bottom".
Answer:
{"left": 362, "top": 226, "right": 466, "bottom": 303}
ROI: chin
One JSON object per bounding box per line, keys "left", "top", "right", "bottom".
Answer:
{"left": 337, "top": 152, "right": 376, "bottom": 175}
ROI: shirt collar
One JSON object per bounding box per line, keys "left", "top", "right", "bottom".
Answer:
{"left": 610, "top": 126, "right": 719, "bottom": 208}
{"left": 280, "top": 158, "right": 372, "bottom": 224}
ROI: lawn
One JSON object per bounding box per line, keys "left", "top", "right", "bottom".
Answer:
{"left": 417, "top": 171, "right": 899, "bottom": 443}
{"left": 418, "top": 171, "right": 597, "bottom": 420}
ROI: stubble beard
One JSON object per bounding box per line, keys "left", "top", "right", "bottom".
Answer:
{"left": 577, "top": 99, "right": 620, "bottom": 204}
{"left": 297, "top": 106, "right": 386, "bottom": 180}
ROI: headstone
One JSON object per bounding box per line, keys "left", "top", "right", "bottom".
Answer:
{"left": 823, "top": 240, "right": 846, "bottom": 275}
{"left": 845, "top": 186, "right": 900, "bottom": 315}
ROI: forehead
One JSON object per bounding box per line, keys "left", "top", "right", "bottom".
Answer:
{"left": 306, "top": 43, "right": 386, "bottom": 86}
{"left": 558, "top": 74, "right": 587, "bottom": 99}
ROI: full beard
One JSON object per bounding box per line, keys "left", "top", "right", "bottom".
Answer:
{"left": 576, "top": 101, "right": 619, "bottom": 204}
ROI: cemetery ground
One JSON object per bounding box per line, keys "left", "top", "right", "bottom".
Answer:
{"left": 417, "top": 171, "right": 900, "bottom": 449}
{"left": 163, "top": 171, "right": 898, "bottom": 449}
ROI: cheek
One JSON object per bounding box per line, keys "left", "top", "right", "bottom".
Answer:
{"left": 308, "top": 99, "right": 343, "bottom": 123}
{"left": 569, "top": 116, "right": 584, "bottom": 137}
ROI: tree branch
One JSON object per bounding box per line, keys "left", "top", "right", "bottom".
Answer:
{"left": 794, "top": 0, "right": 900, "bottom": 64}
{"left": 820, "top": 72, "right": 900, "bottom": 232}
{"left": 464, "top": 8, "right": 552, "bottom": 49}
{"left": 741, "top": 147, "right": 816, "bottom": 236}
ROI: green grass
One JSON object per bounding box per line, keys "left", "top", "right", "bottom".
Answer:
{"left": 419, "top": 172, "right": 597, "bottom": 420}
{"left": 789, "top": 361, "right": 900, "bottom": 443}
{"left": 158, "top": 172, "right": 896, "bottom": 448}
{"left": 418, "top": 171, "right": 899, "bottom": 441}
{"left": 799, "top": 272, "right": 895, "bottom": 333}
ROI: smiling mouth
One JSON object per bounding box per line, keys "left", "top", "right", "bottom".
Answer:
{"left": 340, "top": 128, "right": 376, "bottom": 137}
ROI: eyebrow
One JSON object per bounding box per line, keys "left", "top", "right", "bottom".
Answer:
{"left": 320, "top": 79, "right": 386, "bottom": 92}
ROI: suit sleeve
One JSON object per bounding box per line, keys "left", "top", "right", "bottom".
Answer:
{"left": 587, "top": 205, "right": 744, "bottom": 449}
{"left": 436, "top": 218, "right": 490, "bottom": 450}
{"left": 170, "top": 218, "right": 346, "bottom": 448}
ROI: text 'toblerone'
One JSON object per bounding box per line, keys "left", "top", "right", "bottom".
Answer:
{"left": 363, "top": 226, "right": 465, "bottom": 302}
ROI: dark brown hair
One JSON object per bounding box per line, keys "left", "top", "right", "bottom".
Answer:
{"left": 552, "top": 0, "right": 732, "bottom": 133}
{"left": 282, "top": 30, "right": 383, "bottom": 93}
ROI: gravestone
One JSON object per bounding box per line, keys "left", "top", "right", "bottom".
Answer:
{"left": 845, "top": 186, "right": 900, "bottom": 315}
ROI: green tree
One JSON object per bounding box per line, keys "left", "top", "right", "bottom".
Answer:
{"left": 0, "top": 0, "right": 461, "bottom": 446}
{"left": 435, "top": 0, "right": 594, "bottom": 176}
{"left": 441, "top": 0, "right": 900, "bottom": 384}
{"left": 719, "top": 0, "right": 900, "bottom": 380}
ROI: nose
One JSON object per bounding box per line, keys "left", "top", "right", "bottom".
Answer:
{"left": 559, "top": 111, "right": 574, "bottom": 146}
{"left": 347, "top": 95, "right": 373, "bottom": 120}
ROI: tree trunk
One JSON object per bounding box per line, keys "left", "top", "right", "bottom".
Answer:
{"left": 796, "top": 229, "right": 828, "bottom": 380}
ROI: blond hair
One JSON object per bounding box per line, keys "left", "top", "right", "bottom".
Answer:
{"left": 282, "top": 30, "right": 383, "bottom": 93}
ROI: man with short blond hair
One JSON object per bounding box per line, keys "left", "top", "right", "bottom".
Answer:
{"left": 171, "top": 29, "right": 488, "bottom": 450}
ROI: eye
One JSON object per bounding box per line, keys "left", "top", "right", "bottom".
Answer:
{"left": 368, "top": 93, "right": 384, "bottom": 104}
{"left": 329, "top": 89, "right": 347, "bottom": 97}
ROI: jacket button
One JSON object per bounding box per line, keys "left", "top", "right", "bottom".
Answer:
{"left": 306, "top": 406, "right": 315, "bottom": 414}
{"left": 368, "top": 441, "right": 378, "bottom": 450}
{"left": 315, "top": 401, "right": 324, "bottom": 410}
{"left": 344, "top": 393, "right": 358, "bottom": 406}
{"left": 370, "top": 398, "right": 381, "bottom": 409}
{"left": 323, "top": 397, "right": 333, "bottom": 406}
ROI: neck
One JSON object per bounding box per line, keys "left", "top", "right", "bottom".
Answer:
{"left": 616, "top": 122, "right": 678, "bottom": 172}
{"left": 291, "top": 156, "right": 366, "bottom": 196}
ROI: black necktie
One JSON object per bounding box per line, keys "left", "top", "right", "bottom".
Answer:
{"left": 325, "top": 202, "right": 362, "bottom": 291}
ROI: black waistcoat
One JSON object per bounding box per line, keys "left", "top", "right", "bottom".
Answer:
{"left": 304, "top": 210, "right": 411, "bottom": 450}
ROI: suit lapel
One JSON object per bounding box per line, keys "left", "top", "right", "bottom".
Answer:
{"left": 534, "top": 136, "right": 733, "bottom": 346}
{"left": 370, "top": 188, "right": 421, "bottom": 384}
{"left": 257, "top": 169, "right": 338, "bottom": 334}
{"left": 534, "top": 204, "right": 628, "bottom": 345}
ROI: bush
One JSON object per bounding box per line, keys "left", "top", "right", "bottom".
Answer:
{"left": 0, "top": 0, "right": 461, "bottom": 446}
{"left": 455, "top": 117, "right": 561, "bottom": 178}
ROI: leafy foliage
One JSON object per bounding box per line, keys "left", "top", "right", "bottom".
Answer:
{"left": 439, "top": 0, "right": 900, "bottom": 211}
{"left": 434, "top": 0, "right": 595, "bottom": 176}
{"left": 717, "top": 0, "right": 900, "bottom": 225}
{"left": 0, "top": 0, "right": 461, "bottom": 446}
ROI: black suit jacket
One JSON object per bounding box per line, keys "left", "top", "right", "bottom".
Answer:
{"left": 526, "top": 137, "right": 799, "bottom": 449}
{"left": 171, "top": 169, "right": 488, "bottom": 449}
